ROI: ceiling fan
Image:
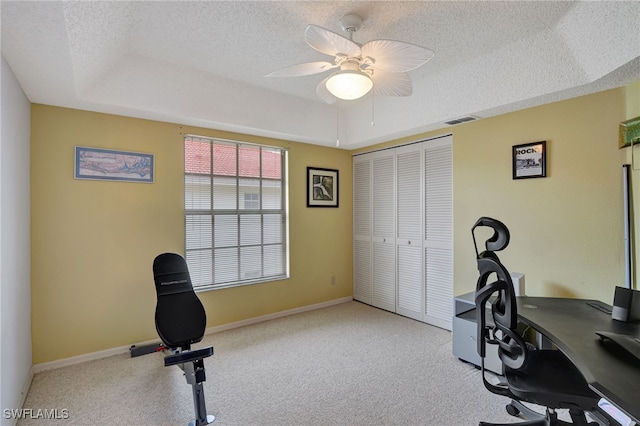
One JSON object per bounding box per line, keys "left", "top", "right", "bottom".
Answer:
{"left": 266, "top": 14, "right": 435, "bottom": 103}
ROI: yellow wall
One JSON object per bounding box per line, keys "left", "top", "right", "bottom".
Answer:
{"left": 32, "top": 81, "right": 638, "bottom": 364}
{"left": 625, "top": 79, "right": 640, "bottom": 288}
{"left": 625, "top": 79, "right": 640, "bottom": 117}
{"left": 454, "top": 88, "right": 628, "bottom": 301}
{"left": 356, "top": 85, "right": 632, "bottom": 303}
{"left": 31, "top": 105, "right": 353, "bottom": 364}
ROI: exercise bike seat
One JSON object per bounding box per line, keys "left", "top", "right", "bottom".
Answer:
{"left": 153, "top": 253, "right": 206, "bottom": 349}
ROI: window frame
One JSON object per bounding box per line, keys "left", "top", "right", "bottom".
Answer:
{"left": 184, "top": 135, "right": 289, "bottom": 291}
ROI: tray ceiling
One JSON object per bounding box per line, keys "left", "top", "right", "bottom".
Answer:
{"left": 2, "top": 1, "right": 639, "bottom": 149}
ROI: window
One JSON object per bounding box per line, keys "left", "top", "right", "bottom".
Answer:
{"left": 244, "top": 193, "right": 260, "bottom": 210}
{"left": 184, "top": 135, "right": 289, "bottom": 290}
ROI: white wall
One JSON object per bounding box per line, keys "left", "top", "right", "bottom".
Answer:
{"left": 1, "top": 56, "right": 32, "bottom": 425}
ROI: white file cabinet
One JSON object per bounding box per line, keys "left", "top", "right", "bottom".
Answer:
{"left": 452, "top": 292, "right": 502, "bottom": 374}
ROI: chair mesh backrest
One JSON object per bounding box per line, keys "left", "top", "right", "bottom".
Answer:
{"left": 153, "top": 253, "right": 206, "bottom": 349}
{"left": 472, "top": 217, "right": 528, "bottom": 371}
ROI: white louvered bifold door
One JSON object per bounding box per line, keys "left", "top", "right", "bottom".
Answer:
{"left": 353, "top": 154, "right": 372, "bottom": 304}
{"left": 424, "top": 136, "right": 454, "bottom": 330}
{"left": 395, "top": 144, "right": 424, "bottom": 321}
{"left": 371, "top": 150, "right": 396, "bottom": 312}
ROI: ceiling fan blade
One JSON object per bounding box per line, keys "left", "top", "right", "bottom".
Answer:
{"left": 316, "top": 76, "right": 337, "bottom": 104}
{"left": 371, "top": 71, "right": 412, "bottom": 97}
{"left": 305, "top": 25, "right": 361, "bottom": 58}
{"left": 266, "top": 61, "right": 337, "bottom": 77}
{"left": 361, "top": 40, "right": 434, "bottom": 72}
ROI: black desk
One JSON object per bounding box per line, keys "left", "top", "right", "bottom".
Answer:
{"left": 516, "top": 297, "right": 640, "bottom": 423}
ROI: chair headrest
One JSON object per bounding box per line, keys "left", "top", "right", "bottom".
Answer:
{"left": 472, "top": 216, "right": 510, "bottom": 255}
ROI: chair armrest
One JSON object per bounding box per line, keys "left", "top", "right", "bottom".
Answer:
{"left": 164, "top": 346, "right": 214, "bottom": 367}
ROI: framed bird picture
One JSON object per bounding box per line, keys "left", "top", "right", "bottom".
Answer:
{"left": 307, "top": 167, "right": 338, "bottom": 207}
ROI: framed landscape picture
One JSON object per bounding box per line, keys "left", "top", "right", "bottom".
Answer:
{"left": 75, "top": 146, "right": 154, "bottom": 183}
{"left": 307, "top": 167, "right": 338, "bottom": 207}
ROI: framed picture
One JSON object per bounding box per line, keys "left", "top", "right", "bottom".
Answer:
{"left": 307, "top": 167, "right": 339, "bottom": 207}
{"left": 512, "top": 141, "right": 546, "bottom": 179}
{"left": 619, "top": 115, "right": 640, "bottom": 148}
{"left": 74, "top": 146, "right": 154, "bottom": 183}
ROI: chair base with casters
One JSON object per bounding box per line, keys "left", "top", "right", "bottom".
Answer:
{"left": 480, "top": 350, "right": 600, "bottom": 425}
{"left": 484, "top": 375, "right": 549, "bottom": 424}
{"left": 482, "top": 372, "right": 552, "bottom": 424}
{"left": 480, "top": 402, "right": 598, "bottom": 426}
{"left": 504, "top": 399, "right": 541, "bottom": 419}
{"left": 153, "top": 252, "right": 216, "bottom": 426}
{"left": 480, "top": 407, "right": 596, "bottom": 426}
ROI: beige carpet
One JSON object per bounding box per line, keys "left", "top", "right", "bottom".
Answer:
{"left": 20, "top": 301, "right": 544, "bottom": 425}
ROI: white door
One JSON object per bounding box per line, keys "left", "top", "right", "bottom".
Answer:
{"left": 352, "top": 135, "right": 454, "bottom": 329}
{"left": 371, "top": 150, "right": 396, "bottom": 312}
{"left": 424, "top": 136, "right": 454, "bottom": 330}
{"left": 395, "top": 144, "right": 424, "bottom": 321}
{"left": 353, "top": 154, "right": 372, "bottom": 304}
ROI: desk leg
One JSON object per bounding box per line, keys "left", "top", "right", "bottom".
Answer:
{"left": 536, "top": 332, "right": 553, "bottom": 350}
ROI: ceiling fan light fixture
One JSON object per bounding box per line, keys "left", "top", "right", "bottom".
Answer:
{"left": 325, "top": 70, "right": 373, "bottom": 100}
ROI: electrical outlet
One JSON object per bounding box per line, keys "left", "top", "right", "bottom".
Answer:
{"left": 331, "top": 276, "right": 336, "bottom": 285}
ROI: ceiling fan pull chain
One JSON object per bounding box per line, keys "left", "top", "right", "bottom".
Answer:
{"left": 336, "top": 103, "right": 341, "bottom": 147}
{"left": 371, "top": 93, "right": 375, "bottom": 127}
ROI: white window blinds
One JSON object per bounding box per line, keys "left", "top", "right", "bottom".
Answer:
{"left": 184, "top": 136, "right": 289, "bottom": 290}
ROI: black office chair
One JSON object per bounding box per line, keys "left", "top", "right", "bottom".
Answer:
{"left": 472, "top": 217, "right": 599, "bottom": 426}
{"left": 153, "top": 252, "right": 215, "bottom": 426}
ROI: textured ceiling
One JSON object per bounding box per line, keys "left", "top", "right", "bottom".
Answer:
{"left": 2, "top": 1, "right": 639, "bottom": 149}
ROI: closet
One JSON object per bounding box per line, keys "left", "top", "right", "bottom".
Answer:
{"left": 353, "top": 135, "right": 453, "bottom": 330}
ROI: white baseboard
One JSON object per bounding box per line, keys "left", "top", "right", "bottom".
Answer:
{"left": 33, "top": 297, "right": 352, "bottom": 374}
{"left": 33, "top": 344, "right": 135, "bottom": 373}
{"left": 8, "top": 366, "right": 35, "bottom": 423}
{"left": 203, "top": 296, "right": 352, "bottom": 336}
